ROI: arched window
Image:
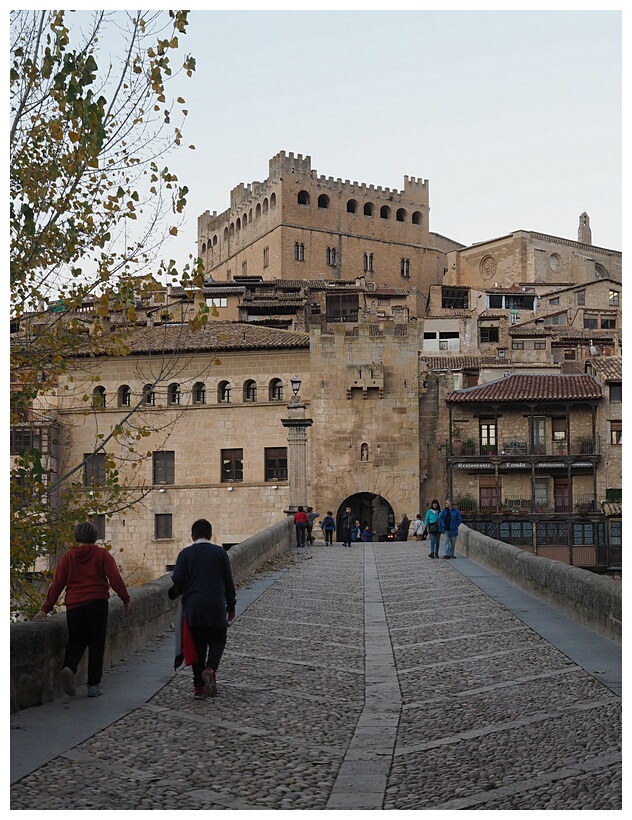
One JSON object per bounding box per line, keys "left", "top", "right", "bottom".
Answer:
{"left": 263, "top": 198, "right": 269, "bottom": 213}
{"left": 213, "top": 235, "right": 218, "bottom": 246}
{"left": 270, "top": 192, "right": 277, "bottom": 208}
{"left": 229, "top": 223, "right": 234, "bottom": 237}
{"left": 236, "top": 218, "right": 241, "bottom": 232}
{"left": 396, "top": 208, "right": 407, "bottom": 222}
{"left": 269, "top": 378, "right": 284, "bottom": 401}
{"left": 347, "top": 199, "right": 358, "bottom": 213}
{"left": 218, "top": 381, "right": 231, "bottom": 403}
{"left": 243, "top": 212, "right": 248, "bottom": 226}
{"left": 412, "top": 211, "right": 423, "bottom": 225}
{"left": 327, "top": 247, "right": 337, "bottom": 267}
{"left": 380, "top": 205, "right": 390, "bottom": 219}
{"left": 298, "top": 190, "right": 310, "bottom": 205}
{"left": 142, "top": 384, "right": 156, "bottom": 407}
{"left": 256, "top": 203, "right": 262, "bottom": 218}
{"left": 168, "top": 383, "right": 181, "bottom": 406}
{"left": 243, "top": 379, "right": 257, "bottom": 402}
{"left": 92, "top": 386, "right": 106, "bottom": 409}
{"left": 223, "top": 227, "right": 229, "bottom": 241}
{"left": 363, "top": 253, "right": 374, "bottom": 273}
{"left": 318, "top": 194, "right": 330, "bottom": 209}
{"left": 364, "top": 202, "right": 374, "bottom": 216}
{"left": 249, "top": 208, "right": 253, "bottom": 221}
{"left": 202, "top": 242, "right": 207, "bottom": 253}
{"left": 193, "top": 382, "right": 206, "bottom": 405}
{"left": 294, "top": 242, "right": 305, "bottom": 262}
{"left": 118, "top": 385, "right": 131, "bottom": 408}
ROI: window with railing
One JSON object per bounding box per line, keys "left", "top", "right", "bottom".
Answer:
{"left": 479, "top": 420, "right": 497, "bottom": 455}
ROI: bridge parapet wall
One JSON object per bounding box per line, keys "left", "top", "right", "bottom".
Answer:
{"left": 10, "top": 518, "right": 294, "bottom": 712}
{"left": 457, "top": 524, "right": 621, "bottom": 639}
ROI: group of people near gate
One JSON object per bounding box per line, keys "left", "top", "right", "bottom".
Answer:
{"left": 294, "top": 499, "right": 462, "bottom": 557}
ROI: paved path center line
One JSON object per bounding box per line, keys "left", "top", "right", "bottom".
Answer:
{"left": 326, "top": 545, "right": 400, "bottom": 811}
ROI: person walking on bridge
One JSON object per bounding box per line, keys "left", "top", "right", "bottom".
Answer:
{"left": 169, "top": 519, "right": 236, "bottom": 700}
{"left": 293, "top": 506, "right": 309, "bottom": 548}
{"left": 33, "top": 521, "right": 131, "bottom": 699}
{"left": 340, "top": 506, "right": 356, "bottom": 547}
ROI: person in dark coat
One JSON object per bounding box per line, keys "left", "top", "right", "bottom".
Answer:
{"left": 340, "top": 506, "right": 356, "bottom": 547}
{"left": 306, "top": 507, "right": 320, "bottom": 545}
{"left": 169, "top": 519, "right": 236, "bottom": 699}
{"left": 397, "top": 514, "right": 411, "bottom": 541}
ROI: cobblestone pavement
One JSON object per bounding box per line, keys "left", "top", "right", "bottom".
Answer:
{"left": 10, "top": 543, "right": 622, "bottom": 810}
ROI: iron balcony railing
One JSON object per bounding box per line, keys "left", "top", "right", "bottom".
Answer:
{"left": 455, "top": 494, "right": 599, "bottom": 515}
{"left": 449, "top": 435, "right": 600, "bottom": 458}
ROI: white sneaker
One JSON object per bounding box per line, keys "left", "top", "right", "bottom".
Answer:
{"left": 61, "top": 667, "right": 76, "bottom": 697}
{"left": 88, "top": 685, "right": 104, "bottom": 697}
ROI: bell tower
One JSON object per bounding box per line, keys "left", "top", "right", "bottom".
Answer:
{"left": 578, "top": 212, "right": 592, "bottom": 245}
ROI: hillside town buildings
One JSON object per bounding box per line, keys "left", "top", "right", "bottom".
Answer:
{"left": 11, "top": 152, "right": 622, "bottom": 583}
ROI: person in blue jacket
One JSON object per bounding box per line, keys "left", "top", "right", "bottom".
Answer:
{"left": 438, "top": 499, "right": 462, "bottom": 559}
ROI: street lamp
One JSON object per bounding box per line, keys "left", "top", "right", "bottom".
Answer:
{"left": 281, "top": 375, "right": 312, "bottom": 513}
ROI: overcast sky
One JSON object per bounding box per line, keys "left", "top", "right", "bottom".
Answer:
{"left": 97, "top": 6, "right": 626, "bottom": 264}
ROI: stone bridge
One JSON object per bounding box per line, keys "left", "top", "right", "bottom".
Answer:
{"left": 10, "top": 530, "right": 622, "bottom": 810}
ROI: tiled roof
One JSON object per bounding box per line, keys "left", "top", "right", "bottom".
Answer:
{"left": 509, "top": 327, "right": 551, "bottom": 337}
{"left": 602, "top": 502, "right": 622, "bottom": 517}
{"left": 446, "top": 374, "right": 602, "bottom": 403}
{"left": 420, "top": 356, "right": 501, "bottom": 370}
{"left": 585, "top": 356, "right": 622, "bottom": 382}
{"left": 105, "top": 322, "right": 310, "bottom": 356}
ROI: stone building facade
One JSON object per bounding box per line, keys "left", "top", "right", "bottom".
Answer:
{"left": 197, "top": 151, "right": 463, "bottom": 296}
{"left": 10, "top": 152, "right": 622, "bottom": 579}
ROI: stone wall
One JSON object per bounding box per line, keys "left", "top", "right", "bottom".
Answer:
{"left": 457, "top": 524, "right": 621, "bottom": 638}
{"left": 10, "top": 518, "right": 294, "bottom": 712}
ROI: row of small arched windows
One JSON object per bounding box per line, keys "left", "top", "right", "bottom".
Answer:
{"left": 202, "top": 194, "right": 278, "bottom": 251}
{"left": 93, "top": 379, "right": 286, "bottom": 409}
{"left": 298, "top": 191, "right": 423, "bottom": 224}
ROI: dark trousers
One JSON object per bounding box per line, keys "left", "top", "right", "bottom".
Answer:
{"left": 64, "top": 598, "right": 109, "bottom": 686}
{"left": 295, "top": 523, "right": 307, "bottom": 547}
{"left": 189, "top": 624, "right": 227, "bottom": 688}
{"left": 307, "top": 525, "right": 314, "bottom": 544}
{"left": 324, "top": 530, "right": 334, "bottom": 545}
{"left": 342, "top": 527, "right": 352, "bottom": 545}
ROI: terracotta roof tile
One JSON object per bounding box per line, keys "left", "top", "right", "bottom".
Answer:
{"left": 420, "top": 356, "right": 501, "bottom": 370}
{"left": 585, "top": 356, "right": 622, "bottom": 382}
{"left": 602, "top": 502, "right": 622, "bottom": 517}
{"left": 446, "top": 374, "right": 602, "bottom": 403}
{"left": 103, "top": 322, "right": 310, "bottom": 356}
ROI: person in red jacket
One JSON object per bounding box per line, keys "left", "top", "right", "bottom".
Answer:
{"left": 293, "top": 506, "right": 309, "bottom": 548}
{"left": 33, "top": 521, "right": 131, "bottom": 698}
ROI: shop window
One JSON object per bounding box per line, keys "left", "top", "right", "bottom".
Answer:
{"left": 536, "top": 522, "right": 568, "bottom": 545}
{"left": 499, "top": 521, "right": 533, "bottom": 547}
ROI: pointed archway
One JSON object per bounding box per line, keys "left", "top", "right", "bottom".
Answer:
{"left": 335, "top": 493, "right": 395, "bottom": 542}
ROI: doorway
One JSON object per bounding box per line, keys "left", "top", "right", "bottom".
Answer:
{"left": 336, "top": 493, "right": 395, "bottom": 542}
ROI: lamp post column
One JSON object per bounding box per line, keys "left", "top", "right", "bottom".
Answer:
{"left": 281, "top": 385, "right": 312, "bottom": 514}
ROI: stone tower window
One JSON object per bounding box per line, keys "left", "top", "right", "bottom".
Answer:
{"left": 263, "top": 246, "right": 269, "bottom": 268}
{"left": 243, "top": 379, "right": 257, "bottom": 402}
{"left": 218, "top": 381, "right": 231, "bottom": 403}
{"left": 167, "top": 383, "right": 181, "bottom": 406}
{"left": 318, "top": 194, "right": 330, "bottom": 209}
{"left": 118, "top": 385, "right": 131, "bottom": 407}
{"left": 242, "top": 212, "right": 248, "bottom": 226}
{"left": 202, "top": 242, "right": 207, "bottom": 253}
{"left": 327, "top": 247, "right": 337, "bottom": 266}
{"left": 223, "top": 227, "right": 228, "bottom": 241}
{"left": 256, "top": 203, "right": 261, "bottom": 218}
{"left": 229, "top": 223, "right": 234, "bottom": 237}
{"left": 193, "top": 382, "right": 206, "bottom": 404}
{"left": 380, "top": 205, "right": 390, "bottom": 219}
{"left": 213, "top": 235, "right": 218, "bottom": 246}
{"left": 364, "top": 202, "right": 374, "bottom": 216}
{"left": 412, "top": 211, "right": 422, "bottom": 225}
{"left": 298, "top": 190, "right": 310, "bottom": 205}
{"left": 270, "top": 192, "right": 277, "bottom": 208}
{"left": 363, "top": 253, "right": 374, "bottom": 273}
{"left": 295, "top": 242, "right": 305, "bottom": 262}
{"left": 396, "top": 208, "right": 407, "bottom": 222}
{"left": 236, "top": 218, "right": 241, "bottom": 232}
{"left": 92, "top": 386, "right": 106, "bottom": 409}
{"left": 347, "top": 199, "right": 358, "bottom": 213}
{"left": 269, "top": 379, "right": 284, "bottom": 401}
{"left": 263, "top": 198, "right": 269, "bottom": 213}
